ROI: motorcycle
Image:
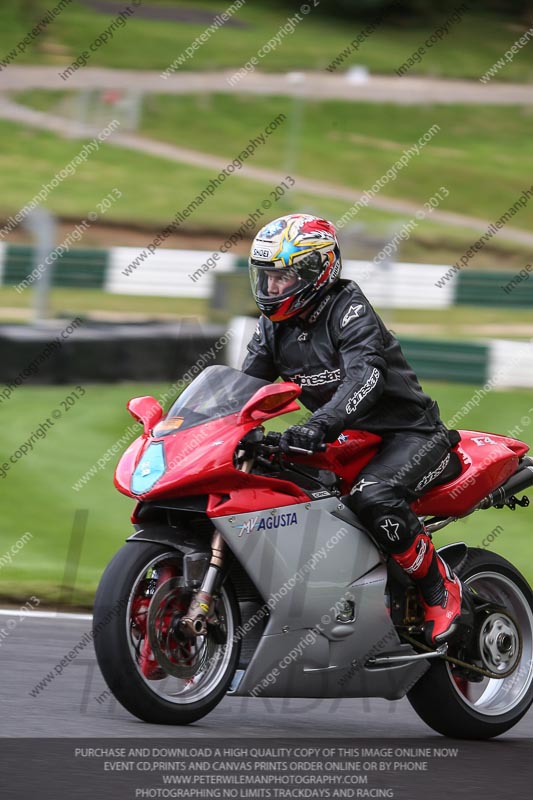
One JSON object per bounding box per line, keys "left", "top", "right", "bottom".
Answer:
{"left": 93, "top": 364, "right": 533, "bottom": 738}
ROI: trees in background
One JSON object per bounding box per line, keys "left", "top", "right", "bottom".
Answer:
{"left": 276, "top": 0, "right": 533, "bottom": 21}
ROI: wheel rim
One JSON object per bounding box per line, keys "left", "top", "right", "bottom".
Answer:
{"left": 447, "top": 570, "right": 533, "bottom": 716}
{"left": 126, "top": 552, "right": 235, "bottom": 705}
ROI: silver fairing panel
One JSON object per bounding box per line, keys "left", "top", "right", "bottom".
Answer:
{"left": 213, "top": 498, "right": 428, "bottom": 699}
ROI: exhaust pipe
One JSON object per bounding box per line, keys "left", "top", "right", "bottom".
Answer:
{"left": 479, "top": 456, "right": 533, "bottom": 510}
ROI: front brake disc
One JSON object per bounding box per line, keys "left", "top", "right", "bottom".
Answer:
{"left": 147, "top": 577, "right": 215, "bottom": 679}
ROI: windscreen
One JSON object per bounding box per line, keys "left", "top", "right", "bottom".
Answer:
{"left": 152, "top": 365, "right": 269, "bottom": 436}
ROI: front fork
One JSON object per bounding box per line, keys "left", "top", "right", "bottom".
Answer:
{"left": 180, "top": 451, "right": 254, "bottom": 637}
{"left": 180, "top": 531, "right": 225, "bottom": 636}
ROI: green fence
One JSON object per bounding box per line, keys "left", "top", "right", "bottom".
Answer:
{"left": 456, "top": 270, "right": 533, "bottom": 307}
{"left": 3, "top": 245, "right": 108, "bottom": 289}
{"left": 400, "top": 337, "right": 488, "bottom": 384}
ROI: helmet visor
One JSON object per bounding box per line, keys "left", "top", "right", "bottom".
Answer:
{"left": 250, "top": 251, "right": 325, "bottom": 306}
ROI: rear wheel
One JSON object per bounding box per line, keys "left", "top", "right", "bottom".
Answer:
{"left": 93, "top": 541, "right": 240, "bottom": 724}
{"left": 407, "top": 548, "right": 533, "bottom": 739}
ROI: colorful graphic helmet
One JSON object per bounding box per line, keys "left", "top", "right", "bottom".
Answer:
{"left": 249, "top": 213, "right": 342, "bottom": 322}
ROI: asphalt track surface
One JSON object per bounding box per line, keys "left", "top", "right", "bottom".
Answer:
{"left": 3, "top": 613, "right": 533, "bottom": 739}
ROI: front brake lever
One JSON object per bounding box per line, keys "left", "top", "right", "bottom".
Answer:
{"left": 286, "top": 444, "right": 328, "bottom": 457}
{"left": 286, "top": 445, "right": 316, "bottom": 456}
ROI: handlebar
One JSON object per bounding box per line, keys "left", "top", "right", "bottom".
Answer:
{"left": 237, "top": 430, "right": 327, "bottom": 473}
{"left": 259, "top": 431, "right": 327, "bottom": 457}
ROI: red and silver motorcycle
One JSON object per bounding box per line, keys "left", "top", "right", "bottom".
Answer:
{"left": 93, "top": 365, "right": 533, "bottom": 737}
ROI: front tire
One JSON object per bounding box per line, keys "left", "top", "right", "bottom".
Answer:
{"left": 93, "top": 541, "right": 240, "bottom": 724}
{"left": 408, "top": 548, "right": 533, "bottom": 739}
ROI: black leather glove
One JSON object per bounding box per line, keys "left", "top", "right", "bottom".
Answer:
{"left": 280, "top": 422, "right": 326, "bottom": 453}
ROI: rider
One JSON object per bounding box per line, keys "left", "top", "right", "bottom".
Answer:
{"left": 242, "top": 213, "right": 462, "bottom": 646}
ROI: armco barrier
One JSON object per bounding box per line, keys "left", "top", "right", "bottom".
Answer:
{"left": 0, "top": 321, "right": 228, "bottom": 384}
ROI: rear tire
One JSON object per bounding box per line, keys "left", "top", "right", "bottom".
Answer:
{"left": 408, "top": 548, "right": 533, "bottom": 739}
{"left": 93, "top": 541, "right": 240, "bottom": 725}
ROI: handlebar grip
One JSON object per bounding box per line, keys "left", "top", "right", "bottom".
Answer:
{"left": 264, "top": 431, "right": 282, "bottom": 446}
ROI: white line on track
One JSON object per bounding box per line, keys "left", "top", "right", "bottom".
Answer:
{"left": 0, "top": 608, "right": 92, "bottom": 621}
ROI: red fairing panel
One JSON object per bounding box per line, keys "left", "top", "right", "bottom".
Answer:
{"left": 116, "top": 408, "right": 529, "bottom": 522}
{"left": 414, "top": 430, "right": 529, "bottom": 517}
{"left": 286, "top": 429, "right": 382, "bottom": 494}
{"left": 115, "top": 414, "right": 310, "bottom": 512}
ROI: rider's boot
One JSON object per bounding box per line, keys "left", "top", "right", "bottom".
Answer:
{"left": 391, "top": 531, "right": 462, "bottom": 646}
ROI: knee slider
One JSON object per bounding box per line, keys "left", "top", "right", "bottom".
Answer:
{"left": 358, "top": 502, "right": 423, "bottom": 553}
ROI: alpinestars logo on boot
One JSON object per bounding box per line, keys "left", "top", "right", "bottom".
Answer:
{"left": 405, "top": 538, "right": 427, "bottom": 574}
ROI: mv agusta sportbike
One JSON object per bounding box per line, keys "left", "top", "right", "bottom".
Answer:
{"left": 93, "top": 365, "right": 533, "bottom": 738}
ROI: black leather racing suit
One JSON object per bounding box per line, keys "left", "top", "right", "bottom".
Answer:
{"left": 242, "top": 279, "right": 453, "bottom": 553}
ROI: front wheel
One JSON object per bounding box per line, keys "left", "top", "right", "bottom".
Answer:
{"left": 93, "top": 541, "right": 240, "bottom": 724}
{"left": 408, "top": 548, "right": 533, "bottom": 739}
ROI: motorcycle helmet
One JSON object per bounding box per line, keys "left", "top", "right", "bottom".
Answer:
{"left": 249, "top": 213, "right": 341, "bottom": 322}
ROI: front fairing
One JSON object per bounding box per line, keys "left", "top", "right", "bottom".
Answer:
{"left": 114, "top": 365, "right": 278, "bottom": 500}
{"left": 114, "top": 413, "right": 257, "bottom": 500}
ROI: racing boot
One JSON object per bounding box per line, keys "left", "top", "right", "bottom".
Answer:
{"left": 391, "top": 531, "right": 462, "bottom": 646}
